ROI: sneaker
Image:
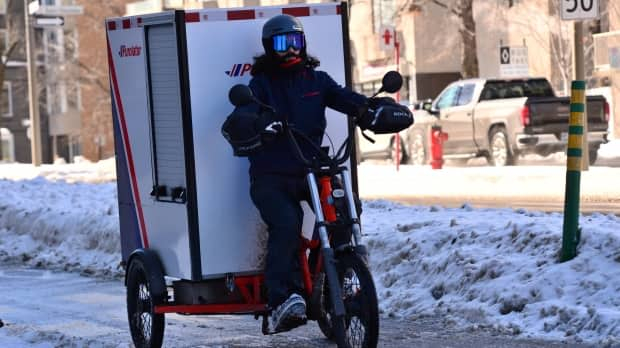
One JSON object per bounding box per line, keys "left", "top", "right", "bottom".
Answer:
{"left": 270, "top": 293, "right": 307, "bottom": 333}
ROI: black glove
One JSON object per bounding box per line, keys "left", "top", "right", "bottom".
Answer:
{"left": 358, "top": 97, "right": 396, "bottom": 130}
{"left": 368, "top": 97, "right": 397, "bottom": 109}
{"left": 358, "top": 97, "right": 413, "bottom": 134}
{"left": 256, "top": 109, "right": 283, "bottom": 143}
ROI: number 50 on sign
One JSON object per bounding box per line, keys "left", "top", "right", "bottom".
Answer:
{"left": 561, "top": 0, "right": 599, "bottom": 21}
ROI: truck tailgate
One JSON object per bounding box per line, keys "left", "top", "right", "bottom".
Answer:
{"left": 525, "top": 96, "right": 608, "bottom": 134}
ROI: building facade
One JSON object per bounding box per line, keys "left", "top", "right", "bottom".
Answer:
{"left": 0, "top": 0, "right": 53, "bottom": 163}
{"left": 71, "top": 0, "right": 617, "bottom": 162}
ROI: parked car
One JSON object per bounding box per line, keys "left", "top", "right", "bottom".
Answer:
{"left": 404, "top": 77, "right": 609, "bottom": 166}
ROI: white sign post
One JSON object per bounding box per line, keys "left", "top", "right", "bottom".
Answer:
{"left": 561, "top": 0, "right": 599, "bottom": 21}
{"left": 560, "top": 0, "right": 598, "bottom": 170}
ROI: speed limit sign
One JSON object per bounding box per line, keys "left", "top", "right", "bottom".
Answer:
{"left": 561, "top": 0, "right": 599, "bottom": 20}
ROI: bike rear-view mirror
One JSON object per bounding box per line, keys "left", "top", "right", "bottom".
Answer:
{"left": 228, "top": 84, "right": 255, "bottom": 107}
{"left": 380, "top": 71, "right": 403, "bottom": 94}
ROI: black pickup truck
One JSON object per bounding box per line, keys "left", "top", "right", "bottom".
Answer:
{"left": 406, "top": 77, "right": 609, "bottom": 166}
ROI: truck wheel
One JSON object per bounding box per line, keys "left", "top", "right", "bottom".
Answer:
{"left": 589, "top": 149, "right": 598, "bottom": 166}
{"left": 407, "top": 131, "right": 426, "bottom": 166}
{"left": 487, "top": 127, "right": 515, "bottom": 166}
{"left": 390, "top": 136, "right": 408, "bottom": 164}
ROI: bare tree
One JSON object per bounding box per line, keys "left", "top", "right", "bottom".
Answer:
{"left": 399, "top": 0, "right": 479, "bottom": 78}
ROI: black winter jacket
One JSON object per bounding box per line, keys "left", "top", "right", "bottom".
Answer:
{"left": 235, "top": 55, "right": 367, "bottom": 177}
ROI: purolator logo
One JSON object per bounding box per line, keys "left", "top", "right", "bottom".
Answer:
{"left": 226, "top": 63, "right": 252, "bottom": 77}
{"left": 118, "top": 45, "right": 142, "bottom": 58}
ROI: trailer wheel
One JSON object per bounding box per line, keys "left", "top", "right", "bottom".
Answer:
{"left": 127, "top": 253, "right": 166, "bottom": 348}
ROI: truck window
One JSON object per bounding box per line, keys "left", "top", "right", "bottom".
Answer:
{"left": 456, "top": 84, "right": 475, "bottom": 106}
{"left": 480, "top": 79, "right": 555, "bottom": 101}
{"left": 435, "top": 85, "right": 460, "bottom": 110}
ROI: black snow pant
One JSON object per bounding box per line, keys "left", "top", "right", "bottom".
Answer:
{"left": 250, "top": 174, "right": 309, "bottom": 308}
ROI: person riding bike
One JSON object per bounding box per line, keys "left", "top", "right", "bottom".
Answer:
{"left": 223, "top": 14, "right": 401, "bottom": 334}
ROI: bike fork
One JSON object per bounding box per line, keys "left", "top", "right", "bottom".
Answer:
{"left": 341, "top": 169, "right": 369, "bottom": 261}
{"left": 305, "top": 172, "right": 346, "bottom": 318}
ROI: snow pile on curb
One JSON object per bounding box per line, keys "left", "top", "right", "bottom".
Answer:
{"left": 363, "top": 200, "right": 620, "bottom": 344}
{"left": 1, "top": 160, "right": 620, "bottom": 345}
{"left": 0, "top": 178, "right": 122, "bottom": 278}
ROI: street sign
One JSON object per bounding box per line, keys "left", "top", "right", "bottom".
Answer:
{"left": 561, "top": 0, "right": 599, "bottom": 21}
{"left": 499, "top": 45, "right": 529, "bottom": 77}
{"left": 34, "top": 16, "right": 64, "bottom": 27}
{"left": 28, "top": 1, "right": 39, "bottom": 15}
{"left": 379, "top": 25, "right": 395, "bottom": 52}
{"left": 34, "top": 5, "right": 83, "bottom": 16}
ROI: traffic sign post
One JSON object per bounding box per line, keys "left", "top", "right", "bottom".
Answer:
{"left": 560, "top": 0, "right": 598, "bottom": 170}
{"left": 559, "top": 0, "right": 599, "bottom": 261}
{"left": 378, "top": 25, "right": 401, "bottom": 170}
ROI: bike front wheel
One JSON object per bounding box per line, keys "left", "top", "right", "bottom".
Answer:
{"left": 317, "top": 252, "right": 379, "bottom": 348}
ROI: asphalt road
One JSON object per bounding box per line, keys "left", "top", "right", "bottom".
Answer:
{"left": 0, "top": 267, "right": 597, "bottom": 348}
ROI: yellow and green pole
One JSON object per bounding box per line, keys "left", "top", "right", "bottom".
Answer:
{"left": 561, "top": 80, "right": 585, "bottom": 262}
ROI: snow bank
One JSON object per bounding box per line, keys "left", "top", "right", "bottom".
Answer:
{"left": 0, "top": 177, "right": 122, "bottom": 278}
{"left": 363, "top": 200, "right": 620, "bottom": 344}
{"left": 1, "top": 160, "right": 620, "bottom": 345}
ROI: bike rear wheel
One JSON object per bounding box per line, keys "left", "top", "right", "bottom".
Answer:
{"left": 317, "top": 252, "right": 379, "bottom": 348}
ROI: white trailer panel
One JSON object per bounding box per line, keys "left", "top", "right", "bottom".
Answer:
{"left": 106, "top": 4, "right": 355, "bottom": 280}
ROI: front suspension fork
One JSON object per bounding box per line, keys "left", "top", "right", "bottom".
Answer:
{"left": 306, "top": 172, "right": 345, "bottom": 317}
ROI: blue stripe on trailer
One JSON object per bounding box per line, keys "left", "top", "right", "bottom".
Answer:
{"left": 111, "top": 96, "right": 144, "bottom": 261}
{"left": 233, "top": 63, "right": 242, "bottom": 77}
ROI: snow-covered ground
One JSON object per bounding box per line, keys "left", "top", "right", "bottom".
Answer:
{"left": 1, "top": 141, "right": 620, "bottom": 346}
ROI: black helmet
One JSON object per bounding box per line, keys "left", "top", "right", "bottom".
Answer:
{"left": 261, "top": 14, "right": 306, "bottom": 56}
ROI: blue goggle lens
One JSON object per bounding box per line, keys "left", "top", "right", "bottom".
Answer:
{"left": 272, "top": 32, "right": 304, "bottom": 53}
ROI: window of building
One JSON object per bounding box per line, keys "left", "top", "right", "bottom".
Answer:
{"left": 0, "top": 127, "right": 14, "bottom": 162}
{"left": 1, "top": 81, "right": 13, "bottom": 117}
{"left": 0, "top": 29, "right": 8, "bottom": 52}
{"left": 0, "top": 0, "right": 6, "bottom": 14}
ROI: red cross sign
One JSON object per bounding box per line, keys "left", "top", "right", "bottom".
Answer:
{"left": 379, "top": 25, "right": 395, "bottom": 51}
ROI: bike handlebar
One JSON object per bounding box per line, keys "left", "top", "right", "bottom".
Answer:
{"left": 285, "top": 127, "right": 351, "bottom": 170}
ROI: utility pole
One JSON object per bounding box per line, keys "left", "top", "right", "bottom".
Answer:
{"left": 25, "top": 0, "right": 42, "bottom": 166}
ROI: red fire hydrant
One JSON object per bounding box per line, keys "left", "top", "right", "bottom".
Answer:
{"left": 430, "top": 125, "right": 448, "bottom": 169}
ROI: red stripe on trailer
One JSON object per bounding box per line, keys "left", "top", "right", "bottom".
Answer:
{"left": 227, "top": 9, "right": 255, "bottom": 20}
{"left": 185, "top": 12, "right": 200, "bottom": 22}
{"left": 106, "top": 37, "right": 150, "bottom": 249}
{"left": 283, "top": 7, "right": 310, "bottom": 17}
{"left": 122, "top": 19, "right": 131, "bottom": 29}
{"left": 336, "top": 5, "right": 341, "bottom": 14}
{"left": 107, "top": 21, "right": 117, "bottom": 31}
{"left": 137, "top": 17, "right": 143, "bottom": 25}
{"left": 155, "top": 303, "right": 267, "bottom": 314}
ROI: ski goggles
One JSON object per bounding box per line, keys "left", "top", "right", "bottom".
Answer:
{"left": 272, "top": 32, "right": 305, "bottom": 53}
